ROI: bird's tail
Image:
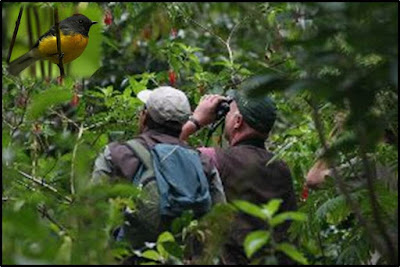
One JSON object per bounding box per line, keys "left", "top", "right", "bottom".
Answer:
{"left": 8, "top": 50, "right": 38, "bottom": 76}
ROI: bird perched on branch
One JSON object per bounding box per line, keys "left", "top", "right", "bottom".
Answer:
{"left": 8, "top": 14, "right": 97, "bottom": 76}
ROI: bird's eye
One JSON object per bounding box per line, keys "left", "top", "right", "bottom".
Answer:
{"left": 79, "top": 19, "right": 83, "bottom": 23}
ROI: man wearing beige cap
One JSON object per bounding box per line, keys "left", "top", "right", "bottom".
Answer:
{"left": 92, "top": 86, "right": 225, "bottom": 256}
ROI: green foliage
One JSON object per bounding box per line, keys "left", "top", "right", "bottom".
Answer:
{"left": 2, "top": 2, "right": 398, "bottom": 265}
{"left": 244, "top": 230, "right": 270, "bottom": 258}
{"left": 236, "top": 199, "right": 308, "bottom": 264}
{"left": 276, "top": 243, "right": 308, "bottom": 265}
{"left": 26, "top": 86, "right": 72, "bottom": 119}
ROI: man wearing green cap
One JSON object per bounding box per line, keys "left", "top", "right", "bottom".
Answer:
{"left": 181, "top": 89, "right": 297, "bottom": 265}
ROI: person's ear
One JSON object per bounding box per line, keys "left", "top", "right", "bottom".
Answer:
{"left": 139, "top": 109, "right": 148, "bottom": 129}
{"left": 233, "top": 113, "right": 243, "bottom": 130}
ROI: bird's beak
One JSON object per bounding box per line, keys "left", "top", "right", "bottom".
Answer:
{"left": 91, "top": 21, "right": 98, "bottom": 25}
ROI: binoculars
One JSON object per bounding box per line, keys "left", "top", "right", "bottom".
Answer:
{"left": 215, "top": 97, "right": 233, "bottom": 120}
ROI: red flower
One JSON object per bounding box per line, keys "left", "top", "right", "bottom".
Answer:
{"left": 301, "top": 184, "right": 309, "bottom": 201}
{"left": 70, "top": 93, "right": 80, "bottom": 107}
{"left": 168, "top": 70, "right": 176, "bottom": 86}
{"left": 104, "top": 10, "right": 113, "bottom": 25}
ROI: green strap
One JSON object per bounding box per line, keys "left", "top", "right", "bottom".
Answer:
{"left": 125, "top": 140, "right": 155, "bottom": 184}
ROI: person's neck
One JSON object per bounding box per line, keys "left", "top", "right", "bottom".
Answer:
{"left": 229, "top": 131, "right": 265, "bottom": 147}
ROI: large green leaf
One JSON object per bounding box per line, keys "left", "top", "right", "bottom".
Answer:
{"left": 156, "top": 231, "right": 175, "bottom": 259}
{"left": 276, "top": 243, "right": 309, "bottom": 265}
{"left": 261, "top": 199, "right": 283, "bottom": 218}
{"left": 141, "top": 250, "right": 161, "bottom": 262}
{"left": 244, "top": 230, "right": 270, "bottom": 259}
{"left": 26, "top": 86, "right": 72, "bottom": 120}
{"left": 270, "top": 211, "right": 307, "bottom": 227}
{"left": 161, "top": 241, "right": 183, "bottom": 259}
{"left": 233, "top": 200, "right": 268, "bottom": 220}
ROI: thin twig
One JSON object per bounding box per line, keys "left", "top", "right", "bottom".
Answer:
{"left": 179, "top": 5, "right": 246, "bottom": 76}
{"left": 83, "top": 119, "right": 112, "bottom": 131}
{"left": 37, "top": 204, "right": 70, "bottom": 235}
{"left": 54, "top": 8, "right": 65, "bottom": 79}
{"left": 186, "top": 16, "right": 226, "bottom": 46}
{"left": 90, "top": 132, "right": 104, "bottom": 147}
{"left": 18, "top": 169, "right": 72, "bottom": 203}
{"left": 268, "top": 59, "right": 289, "bottom": 69}
{"left": 26, "top": 6, "right": 36, "bottom": 76}
{"left": 66, "top": 3, "right": 80, "bottom": 76}
{"left": 48, "top": 8, "right": 53, "bottom": 80}
{"left": 226, "top": 18, "right": 245, "bottom": 66}
{"left": 50, "top": 108, "right": 80, "bottom": 130}
{"left": 32, "top": 131, "right": 39, "bottom": 179}
{"left": 42, "top": 158, "right": 59, "bottom": 180}
{"left": 15, "top": 179, "right": 37, "bottom": 192}
{"left": 7, "top": 7, "right": 23, "bottom": 64}
{"left": 33, "top": 6, "right": 45, "bottom": 78}
{"left": 70, "top": 124, "right": 85, "bottom": 195}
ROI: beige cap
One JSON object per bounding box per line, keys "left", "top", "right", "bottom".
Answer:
{"left": 137, "top": 86, "right": 191, "bottom": 125}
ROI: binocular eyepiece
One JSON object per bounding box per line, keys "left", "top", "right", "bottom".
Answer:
{"left": 216, "top": 97, "right": 233, "bottom": 120}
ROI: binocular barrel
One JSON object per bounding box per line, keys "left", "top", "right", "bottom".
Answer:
{"left": 216, "top": 98, "right": 233, "bottom": 120}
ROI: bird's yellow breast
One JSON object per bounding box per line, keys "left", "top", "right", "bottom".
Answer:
{"left": 37, "top": 32, "right": 89, "bottom": 64}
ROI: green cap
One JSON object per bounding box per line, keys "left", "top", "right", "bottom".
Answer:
{"left": 227, "top": 89, "right": 277, "bottom": 134}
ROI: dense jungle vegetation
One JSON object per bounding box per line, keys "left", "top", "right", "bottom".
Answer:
{"left": 2, "top": 2, "right": 398, "bottom": 265}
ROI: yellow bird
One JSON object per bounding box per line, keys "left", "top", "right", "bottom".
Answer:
{"left": 8, "top": 14, "right": 97, "bottom": 76}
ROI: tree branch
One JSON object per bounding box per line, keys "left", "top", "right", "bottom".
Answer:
{"left": 305, "top": 98, "right": 382, "bottom": 254}
{"left": 7, "top": 7, "right": 23, "bottom": 64}
{"left": 32, "top": 130, "right": 39, "bottom": 180}
{"left": 37, "top": 204, "right": 70, "bottom": 235}
{"left": 17, "top": 169, "right": 72, "bottom": 203}
{"left": 185, "top": 16, "right": 226, "bottom": 47}
{"left": 47, "top": 7, "right": 54, "bottom": 80}
{"left": 50, "top": 108, "right": 80, "bottom": 130}
{"left": 356, "top": 123, "right": 397, "bottom": 264}
{"left": 54, "top": 8, "right": 65, "bottom": 80}
{"left": 70, "top": 124, "right": 85, "bottom": 195}
{"left": 26, "top": 6, "right": 36, "bottom": 76}
{"left": 226, "top": 18, "right": 245, "bottom": 66}
{"left": 33, "top": 6, "right": 45, "bottom": 78}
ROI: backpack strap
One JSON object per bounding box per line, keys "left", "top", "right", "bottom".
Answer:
{"left": 125, "top": 140, "right": 155, "bottom": 186}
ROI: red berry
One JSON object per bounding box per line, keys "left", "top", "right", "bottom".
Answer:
{"left": 168, "top": 70, "right": 176, "bottom": 86}
{"left": 104, "top": 10, "right": 113, "bottom": 25}
{"left": 301, "top": 184, "right": 309, "bottom": 201}
{"left": 70, "top": 93, "right": 80, "bottom": 107}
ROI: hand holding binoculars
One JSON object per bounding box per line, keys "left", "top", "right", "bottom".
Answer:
{"left": 215, "top": 97, "right": 233, "bottom": 120}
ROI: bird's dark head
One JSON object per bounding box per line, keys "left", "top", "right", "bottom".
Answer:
{"left": 62, "top": 14, "right": 97, "bottom": 37}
